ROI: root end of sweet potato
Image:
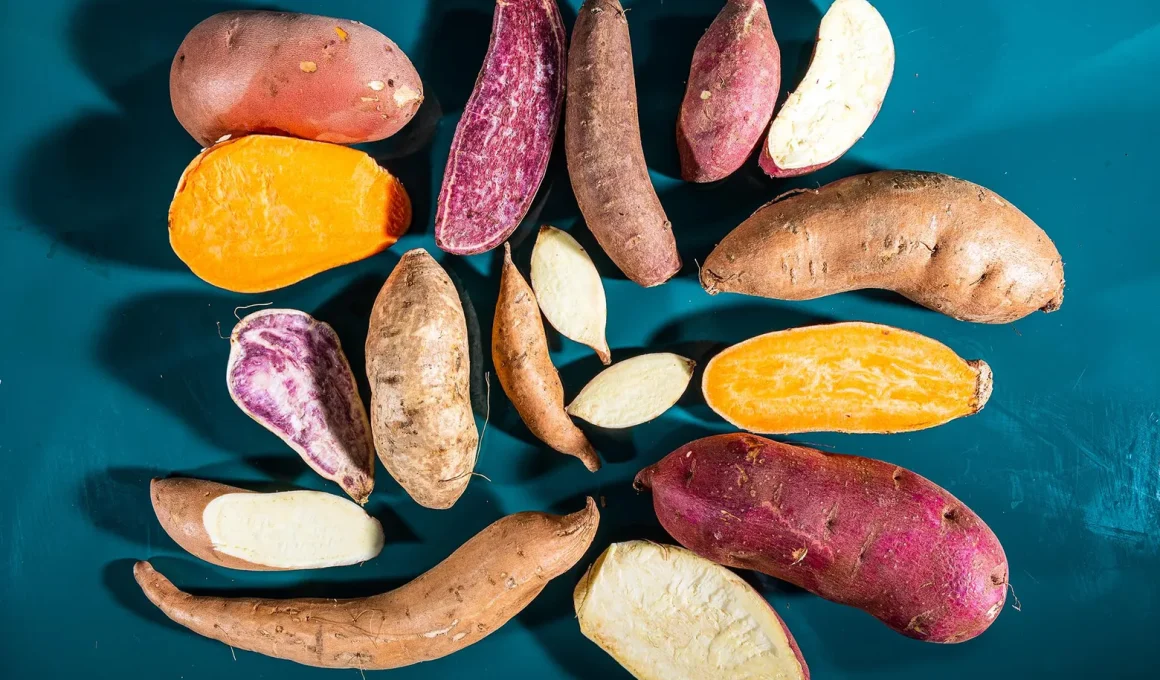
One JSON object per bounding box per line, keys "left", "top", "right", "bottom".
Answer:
{"left": 971, "top": 360, "right": 993, "bottom": 412}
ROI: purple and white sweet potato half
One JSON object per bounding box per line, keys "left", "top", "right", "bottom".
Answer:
{"left": 760, "top": 0, "right": 894, "bottom": 177}
{"left": 227, "top": 309, "right": 375, "bottom": 504}
{"left": 575, "top": 540, "right": 809, "bottom": 679}
{"left": 151, "top": 477, "right": 384, "bottom": 571}
{"left": 434, "top": 0, "right": 567, "bottom": 255}
{"left": 636, "top": 434, "right": 1010, "bottom": 643}
{"left": 677, "top": 0, "right": 781, "bottom": 183}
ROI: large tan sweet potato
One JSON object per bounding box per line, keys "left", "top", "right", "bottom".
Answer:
{"left": 136, "top": 499, "right": 599, "bottom": 669}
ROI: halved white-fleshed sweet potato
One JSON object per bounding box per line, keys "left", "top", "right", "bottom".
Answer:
{"left": 760, "top": 0, "right": 894, "bottom": 177}
{"left": 574, "top": 541, "right": 810, "bottom": 680}
{"left": 530, "top": 226, "right": 610, "bottom": 364}
{"left": 567, "top": 353, "right": 694, "bottom": 428}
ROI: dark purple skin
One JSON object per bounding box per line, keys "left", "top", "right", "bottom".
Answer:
{"left": 434, "top": 0, "right": 566, "bottom": 255}
{"left": 227, "top": 310, "right": 375, "bottom": 503}
{"left": 635, "top": 434, "right": 1009, "bottom": 643}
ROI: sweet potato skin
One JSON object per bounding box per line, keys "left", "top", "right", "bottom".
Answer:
{"left": 434, "top": 0, "right": 566, "bottom": 255}
{"left": 150, "top": 478, "right": 279, "bottom": 571}
{"left": 171, "top": 11, "right": 423, "bottom": 146}
{"left": 677, "top": 0, "right": 780, "bottom": 182}
{"left": 701, "top": 171, "right": 1064, "bottom": 323}
{"left": 365, "top": 249, "right": 478, "bottom": 509}
{"left": 566, "top": 0, "right": 681, "bottom": 287}
{"left": 135, "top": 499, "right": 599, "bottom": 669}
{"left": 493, "top": 245, "right": 600, "bottom": 471}
{"left": 636, "top": 434, "right": 1009, "bottom": 643}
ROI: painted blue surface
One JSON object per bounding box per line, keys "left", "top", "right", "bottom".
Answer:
{"left": 1, "top": 0, "right": 1158, "bottom": 677}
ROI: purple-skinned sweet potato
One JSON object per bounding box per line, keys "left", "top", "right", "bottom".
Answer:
{"left": 434, "top": 0, "right": 566, "bottom": 255}
{"left": 227, "top": 309, "right": 374, "bottom": 504}
{"left": 677, "top": 0, "right": 780, "bottom": 183}
{"left": 635, "top": 434, "right": 1009, "bottom": 643}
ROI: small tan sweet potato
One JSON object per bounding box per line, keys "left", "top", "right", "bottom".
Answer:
{"left": 636, "top": 434, "right": 1009, "bottom": 643}
{"left": 366, "top": 250, "right": 478, "bottom": 509}
{"left": 493, "top": 244, "right": 600, "bottom": 472}
{"left": 171, "top": 11, "right": 423, "bottom": 146}
{"left": 702, "top": 171, "right": 1065, "bottom": 323}
{"left": 135, "top": 498, "right": 599, "bottom": 669}
{"left": 566, "top": 0, "right": 681, "bottom": 287}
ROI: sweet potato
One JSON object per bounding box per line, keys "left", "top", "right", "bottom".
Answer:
{"left": 701, "top": 171, "right": 1065, "bottom": 323}
{"left": 567, "top": 353, "right": 695, "bottom": 429}
{"left": 567, "top": 0, "right": 681, "bottom": 287}
{"left": 530, "top": 226, "right": 610, "bottom": 364}
{"left": 759, "top": 0, "right": 893, "bottom": 177}
{"left": 434, "top": 0, "right": 566, "bottom": 255}
{"left": 676, "top": 0, "right": 780, "bottom": 183}
{"left": 150, "top": 478, "right": 383, "bottom": 571}
{"left": 493, "top": 244, "right": 600, "bottom": 471}
{"left": 227, "top": 309, "right": 374, "bottom": 503}
{"left": 171, "top": 11, "right": 423, "bottom": 147}
{"left": 169, "top": 135, "right": 411, "bottom": 293}
{"left": 365, "top": 249, "right": 478, "bottom": 509}
{"left": 575, "top": 541, "right": 809, "bottom": 679}
{"left": 636, "top": 434, "right": 1009, "bottom": 643}
{"left": 135, "top": 498, "right": 599, "bottom": 669}
{"left": 703, "top": 322, "right": 991, "bottom": 434}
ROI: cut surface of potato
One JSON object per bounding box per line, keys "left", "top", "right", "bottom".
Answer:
{"left": 703, "top": 322, "right": 990, "bottom": 434}
{"left": 763, "top": 0, "right": 893, "bottom": 173}
{"left": 530, "top": 226, "right": 610, "bottom": 364}
{"left": 203, "top": 491, "right": 384, "bottom": 569}
{"left": 567, "top": 353, "right": 694, "bottom": 428}
{"left": 574, "top": 541, "right": 808, "bottom": 680}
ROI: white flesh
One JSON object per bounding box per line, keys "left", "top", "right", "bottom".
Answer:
{"left": 203, "top": 491, "right": 384, "bottom": 569}
{"left": 530, "top": 226, "right": 611, "bottom": 364}
{"left": 766, "top": 0, "right": 894, "bottom": 169}
{"left": 575, "top": 541, "right": 807, "bottom": 680}
{"left": 566, "top": 353, "right": 693, "bottom": 428}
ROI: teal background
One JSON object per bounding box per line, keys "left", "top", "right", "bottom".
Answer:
{"left": 2, "top": 0, "right": 1158, "bottom": 677}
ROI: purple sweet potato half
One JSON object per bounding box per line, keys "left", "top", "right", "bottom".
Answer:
{"left": 434, "top": 0, "right": 567, "bottom": 255}
{"left": 635, "top": 433, "right": 1009, "bottom": 643}
{"left": 677, "top": 0, "right": 780, "bottom": 183}
{"left": 227, "top": 309, "right": 375, "bottom": 504}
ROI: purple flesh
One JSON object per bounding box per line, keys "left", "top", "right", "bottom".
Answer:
{"left": 227, "top": 310, "right": 375, "bottom": 503}
{"left": 434, "top": 0, "right": 566, "bottom": 255}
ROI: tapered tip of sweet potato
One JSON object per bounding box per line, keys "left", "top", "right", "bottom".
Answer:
{"left": 133, "top": 561, "right": 178, "bottom": 606}
{"left": 576, "top": 444, "right": 602, "bottom": 473}
{"left": 971, "top": 360, "right": 993, "bottom": 412}
{"left": 632, "top": 465, "right": 655, "bottom": 492}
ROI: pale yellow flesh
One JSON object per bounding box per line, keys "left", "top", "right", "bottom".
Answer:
{"left": 767, "top": 0, "right": 894, "bottom": 169}
{"left": 575, "top": 541, "right": 806, "bottom": 680}
{"left": 202, "top": 491, "right": 384, "bottom": 569}
{"left": 530, "top": 226, "right": 610, "bottom": 362}
{"left": 566, "top": 353, "right": 694, "bottom": 428}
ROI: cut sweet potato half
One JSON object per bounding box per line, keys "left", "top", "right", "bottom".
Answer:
{"left": 703, "top": 322, "right": 991, "bottom": 434}
{"left": 169, "top": 135, "right": 411, "bottom": 293}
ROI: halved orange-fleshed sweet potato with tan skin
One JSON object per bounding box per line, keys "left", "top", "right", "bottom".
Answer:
{"left": 703, "top": 322, "right": 991, "bottom": 434}
{"left": 169, "top": 135, "right": 411, "bottom": 293}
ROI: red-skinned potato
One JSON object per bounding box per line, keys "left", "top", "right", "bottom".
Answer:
{"left": 636, "top": 434, "right": 1009, "bottom": 643}
{"left": 171, "top": 11, "right": 423, "bottom": 146}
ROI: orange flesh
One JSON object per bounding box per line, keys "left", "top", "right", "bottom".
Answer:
{"left": 169, "top": 135, "right": 410, "bottom": 293}
{"left": 703, "top": 322, "right": 987, "bottom": 434}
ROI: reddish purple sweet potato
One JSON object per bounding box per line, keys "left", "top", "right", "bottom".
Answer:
{"left": 434, "top": 0, "right": 566, "bottom": 255}
{"left": 227, "top": 309, "right": 374, "bottom": 504}
{"left": 677, "top": 0, "right": 780, "bottom": 183}
{"left": 635, "top": 433, "right": 1009, "bottom": 643}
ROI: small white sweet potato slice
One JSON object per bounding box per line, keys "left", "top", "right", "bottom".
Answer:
{"left": 530, "top": 226, "right": 611, "bottom": 364}
{"left": 227, "top": 309, "right": 374, "bottom": 504}
{"left": 574, "top": 541, "right": 810, "bottom": 680}
{"left": 566, "top": 353, "right": 694, "bottom": 428}
{"left": 151, "top": 478, "right": 384, "bottom": 571}
{"left": 760, "top": 0, "right": 894, "bottom": 177}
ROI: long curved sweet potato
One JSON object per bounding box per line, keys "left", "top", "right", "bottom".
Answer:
{"left": 136, "top": 498, "right": 599, "bottom": 668}
{"left": 636, "top": 434, "right": 1008, "bottom": 643}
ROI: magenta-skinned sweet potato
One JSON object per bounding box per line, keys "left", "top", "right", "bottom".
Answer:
{"left": 227, "top": 309, "right": 374, "bottom": 504}
{"left": 636, "top": 434, "right": 1009, "bottom": 643}
{"left": 677, "top": 0, "right": 780, "bottom": 183}
{"left": 171, "top": 11, "right": 423, "bottom": 147}
{"left": 434, "top": 0, "right": 566, "bottom": 255}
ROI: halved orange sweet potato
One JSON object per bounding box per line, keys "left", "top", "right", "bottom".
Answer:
{"left": 703, "top": 322, "right": 991, "bottom": 434}
{"left": 169, "top": 135, "right": 410, "bottom": 293}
